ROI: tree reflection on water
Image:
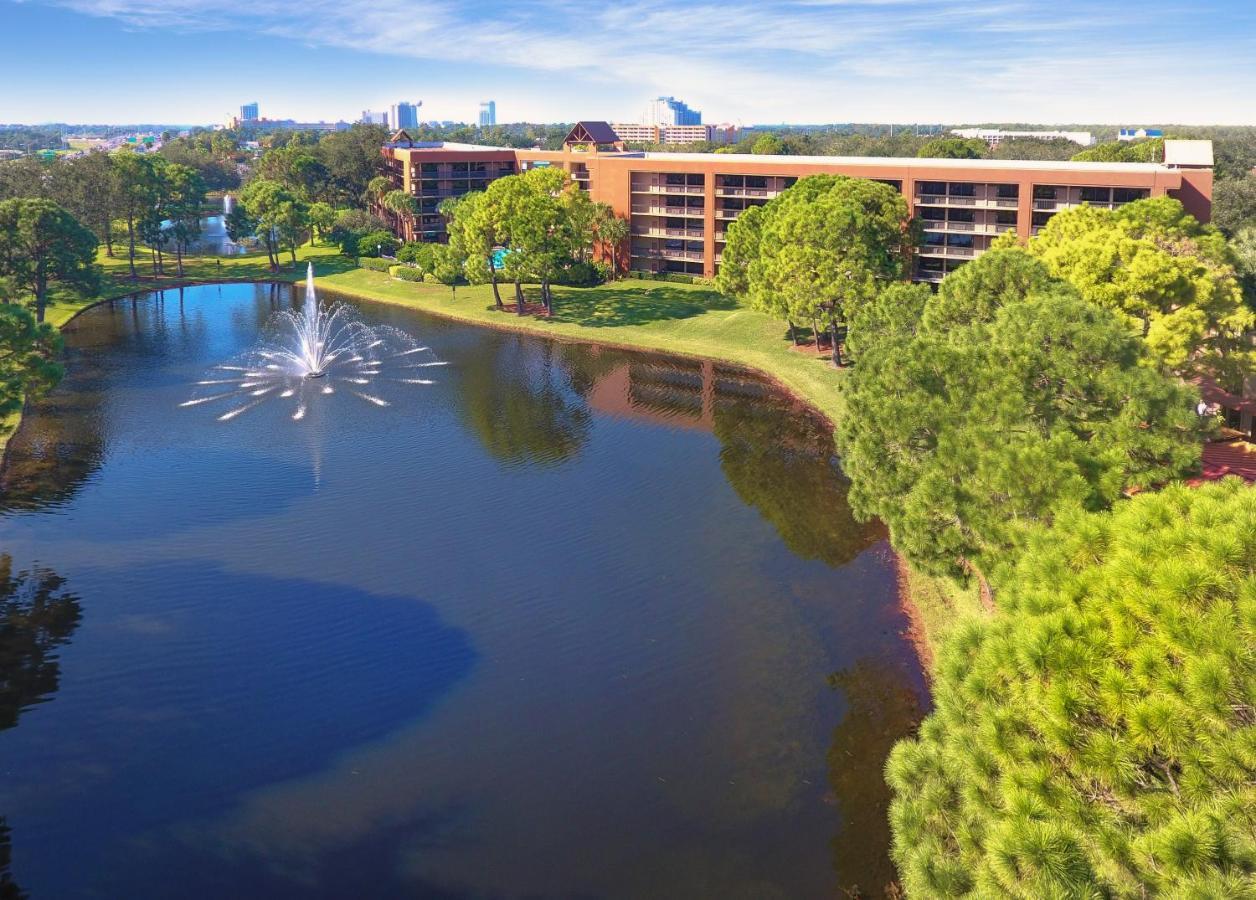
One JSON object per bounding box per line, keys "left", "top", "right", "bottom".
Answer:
{"left": 0, "top": 557, "right": 82, "bottom": 899}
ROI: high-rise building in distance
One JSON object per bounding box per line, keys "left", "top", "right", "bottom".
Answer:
{"left": 239, "top": 102, "right": 259, "bottom": 122}
{"left": 389, "top": 101, "right": 421, "bottom": 131}
{"left": 645, "top": 96, "right": 701, "bottom": 127}
{"left": 479, "top": 101, "right": 496, "bottom": 128}
{"left": 361, "top": 110, "right": 389, "bottom": 127}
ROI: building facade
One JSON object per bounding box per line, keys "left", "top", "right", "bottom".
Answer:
{"left": 239, "top": 102, "right": 259, "bottom": 122}
{"left": 377, "top": 124, "right": 1213, "bottom": 283}
{"left": 646, "top": 97, "right": 701, "bottom": 126}
{"left": 479, "top": 101, "right": 496, "bottom": 127}
{"left": 390, "top": 101, "right": 421, "bottom": 131}
{"left": 611, "top": 123, "right": 737, "bottom": 145}
{"left": 361, "top": 110, "right": 389, "bottom": 126}
{"left": 950, "top": 127, "right": 1094, "bottom": 147}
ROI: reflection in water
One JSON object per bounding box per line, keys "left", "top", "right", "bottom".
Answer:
{"left": 0, "top": 284, "right": 925, "bottom": 897}
{"left": 0, "top": 558, "right": 82, "bottom": 899}
{"left": 828, "top": 659, "right": 928, "bottom": 896}
{"left": 454, "top": 333, "right": 590, "bottom": 466}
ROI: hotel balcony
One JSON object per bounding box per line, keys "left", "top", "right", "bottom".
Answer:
{"left": 914, "top": 268, "right": 945, "bottom": 283}
{"left": 715, "top": 187, "right": 772, "bottom": 199}
{"left": 915, "top": 194, "right": 1020, "bottom": 210}
{"left": 917, "top": 244, "right": 977, "bottom": 259}
{"left": 919, "top": 220, "right": 1018, "bottom": 236}
{"left": 632, "top": 204, "right": 705, "bottom": 218}
{"left": 632, "top": 225, "right": 705, "bottom": 239}
{"left": 631, "top": 184, "right": 705, "bottom": 196}
{"left": 631, "top": 248, "right": 705, "bottom": 262}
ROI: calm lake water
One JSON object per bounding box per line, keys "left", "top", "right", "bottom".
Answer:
{"left": 0, "top": 282, "right": 928, "bottom": 898}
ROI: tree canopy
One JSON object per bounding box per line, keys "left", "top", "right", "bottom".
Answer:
{"left": 837, "top": 247, "right": 1203, "bottom": 578}
{"left": 916, "top": 137, "right": 988, "bottom": 159}
{"left": 716, "top": 174, "right": 912, "bottom": 362}
{"left": 0, "top": 198, "right": 98, "bottom": 321}
{"left": 0, "top": 302, "right": 64, "bottom": 425}
{"left": 886, "top": 479, "right": 1256, "bottom": 898}
{"left": 1026, "top": 197, "right": 1255, "bottom": 390}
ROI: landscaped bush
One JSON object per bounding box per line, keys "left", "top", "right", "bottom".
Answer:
{"left": 356, "top": 230, "right": 400, "bottom": 258}
{"left": 886, "top": 479, "right": 1256, "bottom": 898}
{"left": 396, "top": 241, "right": 435, "bottom": 271}
{"left": 389, "top": 265, "right": 426, "bottom": 282}
{"left": 626, "top": 270, "right": 698, "bottom": 284}
{"left": 555, "top": 260, "right": 605, "bottom": 287}
{"left": 357, "top": 257, "right": 392, "bottom": 272}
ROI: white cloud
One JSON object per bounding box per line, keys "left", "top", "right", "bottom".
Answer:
{"left": 14, "top": 0, "right": 1256, "bottom": 123}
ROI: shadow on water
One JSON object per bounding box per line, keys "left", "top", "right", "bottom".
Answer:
{"left": 0, "top": 557, "right": 82, "bottom": 900}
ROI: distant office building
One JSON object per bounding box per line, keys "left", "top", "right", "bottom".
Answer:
{"left": 239, "top": 102, "right": 259, "bottom": 122}
{"left": 950, "top": 127, "right": 1094, "bottom": 147}
{"left": 611, "top": 123, "right": 735, "bottom": 145}
{"left": 1118, "top": 127, "right": 1164, "bottom": 142}
{"left": 479, "top": 101, "right": 496, "bottom": 127}
{"left": 390, "top": 101, "right": 421, "bottom": 131}
{"left": 646, "top": 96, "right": 701, "bottom": 127}
{"left": 361, "top": 110, "right": 389, "bottom": 127}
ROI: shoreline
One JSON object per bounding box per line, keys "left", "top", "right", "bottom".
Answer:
{"left": 3, "top": 267, "right": 956, "bottom": 673}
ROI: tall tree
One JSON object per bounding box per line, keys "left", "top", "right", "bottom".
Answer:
{"left": 163, "top": 164, "right": 206, "bottom": 277}
{"left": 887, "top": 480, "right": 1256, "bottom": 898}
{"left": 0, "top": 198, "right": 99, "bottom": 322}
{"left": 112, "top": 150, "right": 160, "bottom": 281}
{"left": 239, "top": 178, "right": 300, "bottom": 271}
{"left": 1027, "top": 197, "right": 1255, "bottom": 389}
{"left": 307, "top": 201, "right": 335, "bottom": 244}
{"left": 592, "top": 203, "right": 629, "bottom": 277}
{"left": 723, "top": 174, "right": 912, "bottom": 363}
{"left": 916, "top": 137, "right": 987, "bottom": 159}
{"left": 837, "top": 248, "right": 1203, "bottom": 580}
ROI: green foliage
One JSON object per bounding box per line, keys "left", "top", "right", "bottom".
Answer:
{"left": 388, "top": 264, "right": 426, "bottom": 282}
{"left": 917, "top": 137, "right": 988, "bottom": 159}
{"left": 396, "top": 240, "right": 435, "bottom": 271}
{"left": 355, "top": 230, "right": 399, "bottom": 258}
{"left": 887, "top": 480, "right": 1256, "bottom": 898}
{"left": 1213, "top": 173, "right": 1256, "bottom": 236}
{"left": 837, "top": 247, "right": 1203, "bottom": 577}
{"left": 750, "top": 133, "right": 786, "bottom": 155}
{"left": 1027, "top": 197, "right": 1255, "bottom": 389}
{"left": 357, "top": 256, "right": 393, "bottom": 272}
{"left": 718, "top": 175, "right": 911, "bottom": 357}
{"left": 0, "top": 198, "right": 99, "bottom": 321}
{"left": 0, "top": 303, "right": 63, "bottom": 425}
{"left": 1071, "top": 137, "right": 1165, "bottom": 162}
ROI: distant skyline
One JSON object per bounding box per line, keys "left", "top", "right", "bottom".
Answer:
{"left": 2, "top": 0, "right": 1255, "bottom": 126}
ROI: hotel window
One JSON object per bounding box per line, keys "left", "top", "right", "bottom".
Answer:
{"left": 948, "top": 209, "right": 975, "bottom": 223}
{"left": 996, "top": 184, "right": 1019, "bottom": 199}
{"left": 451, "top": 162, "right": 470, "bottom": 174}
{"left": 1033, "top": 185, "right": 1058, "bottom": 200}
{"left": 1113, "top": 187, "right": 1149, "bottom": 203}
{"left": 996, "top": 211, "right": 1018, "bottom": 225}
{"left": 782, "top": 177, "right": 798, "bottom": 189}
{"left": 687, "top": 174, "right": 705, "bottom": 186}
{"left": 420, "top": 180, "right": 438, "bottom": 192}
{"left": 665, "top": 173, "right": 686, "bottom": 186}
{"left": 1032, "top": 211, "right": 1054, "bottom": 227}
{"left": 420, "top": 163, "right": 438, "bottom": 175}
{"left": 1080, "top": 187, "right": 1111, "bottom": 203}
{"left": 686, "top": 197, "right": 705, "bottom": 209}
{"left": 948, "top": 183, "right": 976, "bottom": 197}
{"left": 921, "top": 208, "right": 945, "bottom": 221}
{"left": 665, "top": 218, "right": 686, "bottom": 228}
{"left": 924, "top": 232, "right": 945, "bottom": 246}
{"left": 719, "top": 175, "right": 744, "bottom": 187}
{"left": 919, "top": 258, "right": 945, "bottom": 273}
{"left": 918, "top": 181, "right": 946, "bottom": 196}
{"left": 946, "top": 233, "right": 974, "bottom": 247}
{"left": 745, "top": 176, "right": 767, "bottom": 189}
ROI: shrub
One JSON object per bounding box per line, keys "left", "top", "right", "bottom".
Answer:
{"left": 389, "top": 265, "right": 426, "bottom": 282}
{"left": 396, "top": 241, "right": 435, "bottom": 271}
{"left": 886, "top": 479, "right": 1256, "bottom": 898}
{"left": 555, "top": 260, "right": 604, "bottom": 287}
{"left": 626, "top": 270, "right": 697, "bottom": 284}
{"left": 357, "top": 257, "right": 392, "bottom": 272}
{"left": 356, "top": 230, "right": 400, "bottom": 258}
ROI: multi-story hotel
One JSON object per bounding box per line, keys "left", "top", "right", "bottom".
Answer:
{"left": 611, "top": 123, "right": 738, "bottom": 146}
{"left": 377, "top": 124, "right": 1214, "bottom": 283}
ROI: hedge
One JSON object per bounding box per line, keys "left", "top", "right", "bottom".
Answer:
{"left": 357, "top": 257, "right": 393, "bottom": 272}
{"left": 389, "top": 265, "right": 426, "bottom": 282}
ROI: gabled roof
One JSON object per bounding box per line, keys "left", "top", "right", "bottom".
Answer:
{"left": 388, "top": 128, "right": 415, "bottom": 144}
{"left": 564, "top": 121, "right": 620, "bottom": 145}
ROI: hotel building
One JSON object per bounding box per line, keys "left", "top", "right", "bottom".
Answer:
{"left": 377, "top": 124, "right": 1214, "bottom": 283}
{"left": 611, "top": 123, "right": 738, "bottom": 146}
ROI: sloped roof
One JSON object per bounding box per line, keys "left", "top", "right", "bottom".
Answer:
{"left": 565, "top": 121, "right": 621, "bottom": 145}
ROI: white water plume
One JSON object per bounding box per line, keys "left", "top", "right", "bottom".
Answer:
{"left": 182, "top": 265, "right": 445, "bottom": 422}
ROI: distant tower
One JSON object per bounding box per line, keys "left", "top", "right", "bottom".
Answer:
{"left": 361, "top": 110, "right": 389, "bottom": 127}
{"left": 645, "top": 96, "right": 700, "bottom": 127}
{"left": 389, "top": 101, "right": 421, "bottom": 131}
{"left": 479, "top": 100, "right": 497, "bottom": 128}
{"left": 239, "top": 101, "right": 259, "bottom": 122}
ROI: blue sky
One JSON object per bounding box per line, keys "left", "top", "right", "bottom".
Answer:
{"left": 2, "top": 0, "right": 1254, "bottom": 126}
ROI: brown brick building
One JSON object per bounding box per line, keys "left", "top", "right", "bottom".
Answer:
{"left": 377, "top": 126, "right": 1214, "bottom": 283}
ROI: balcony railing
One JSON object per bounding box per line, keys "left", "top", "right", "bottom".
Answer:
{"left": 631, "top": 184, "right": 704, "bottom": 195}
{"left": 918, "top": 245, "right": 977, "bottom": 258}
{"left": 631, "top": 227, "right": 704, "bottom": 239}
{"left": 914, "top": 269, "right": 945, "bottom": 283}
{"left": 631, "top": 248, "right": 705, "bottom": 261}
{"left": 715, "top": 187, "right": 770, "bottom": 198}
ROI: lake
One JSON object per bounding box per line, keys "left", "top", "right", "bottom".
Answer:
{"left": 0, "top": 282, "right": 928, "bottom": 898}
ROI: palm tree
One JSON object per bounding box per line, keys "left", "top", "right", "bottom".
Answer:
{"left": 383, "top": 190, "right": 417, "bottom": 239}
{"left": 597, "top": 212, "right": 629, "bottom": 279}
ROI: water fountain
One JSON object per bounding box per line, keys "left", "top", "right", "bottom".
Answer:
{"left": 182, "top": 264, "right": 447, "bottom": 421}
